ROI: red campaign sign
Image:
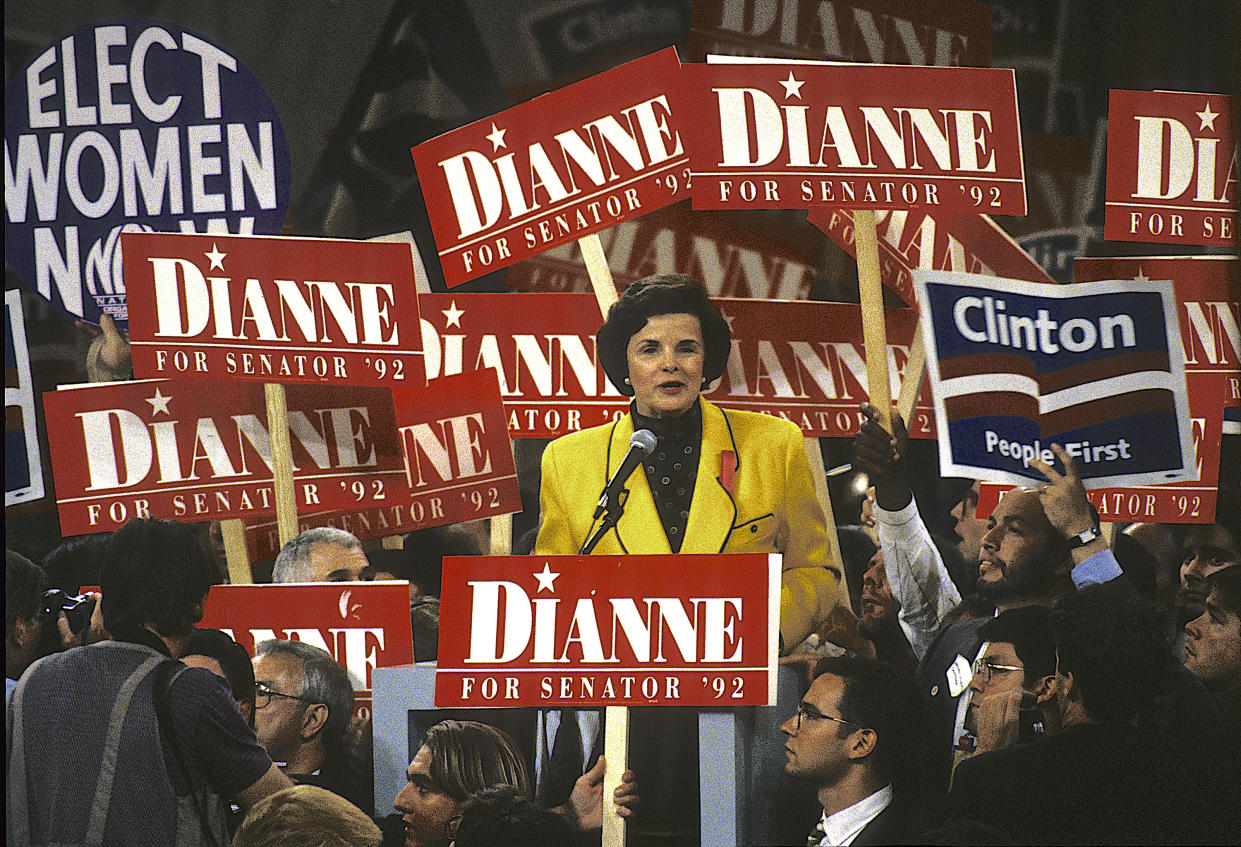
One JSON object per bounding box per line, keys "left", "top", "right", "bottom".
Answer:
{"left": 712, "top": 297, "right": 935, "bottom": 437}
{"left": 392, "top": 369, "right": 523, "bottom": 528}
{"left": 435, "top": 554, "right": 779, "bottom": 707}
{"left": 418, "top": 292, "right": 934, "bottom": 439}
{"left": 43, "top": 379, "right": 411, "bottom": 535}
{"left": 1104, "top": 91, "right": 1236, "bottom": 247}
{"left": 808, "top": 208, "right": 1054, "bottom": 307}
{"left": 688, "top": 0, "right": 992, "bottom": 67}
{"left": 411, "top": 48, "right": 690, "bottom": 287}
{"left": 198, "top": 582, "right": 413, "bottom": 720}
{"left": 505, "top": 200, "right": 828, "bottom": 300}
{"left": 682, "top": 62, "right": 1025, "bottom": 214}
{"left": 123, "top": 232, "right": 423, "bottom": 387}
{"left": 419, "top": 292, "right": 625, "bottom": 437}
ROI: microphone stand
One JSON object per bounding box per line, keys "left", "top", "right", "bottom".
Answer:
{"left": 580, "top": 486, "right": 629, "bottom": 554}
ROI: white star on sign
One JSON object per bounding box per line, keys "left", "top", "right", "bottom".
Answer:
{"left": 486, "top": 122, "right": 507, "bottom": 151}
{"left": 1132, "top": 267, "right": 1150, "bottom": 284}
{"left": 145, "top": 388, "right": 172, "bottom": 416}
{"left": 1196, "top": 101, "right": 1219, "bottom": 132}
{"left": 534, "top": 563, "right": 560, "bottom": 593}
{"left": 442, "top": 300, "right": 465, "bottom": 328}
{"left": 779, "top": 72, "right": 804, "bottom": 99}
{"left": 205, "top": 243, "right": 226, "bottom": 270}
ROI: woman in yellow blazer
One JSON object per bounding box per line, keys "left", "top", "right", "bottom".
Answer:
{"left": 535, "top": 274, "right": 840, "bottom": 650}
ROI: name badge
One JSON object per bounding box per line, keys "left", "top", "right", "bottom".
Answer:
{"left": 947, "top": 654, "right": 974, "bottom": 698}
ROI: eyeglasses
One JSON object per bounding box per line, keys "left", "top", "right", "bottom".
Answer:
{"left": 793, "top": 704, "right": 864, "bottom": 733}
{"left": 254, "top": 681, "right": 313, "bottom": 709}
{"left": 971, "top": 657, "right": 1025, "bottom": 683}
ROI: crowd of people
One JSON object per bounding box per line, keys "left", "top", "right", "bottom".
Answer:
{"left": 7, "top": 405, "right": 1237, "bottom": 845}
{"left": 6, "top": 274, "right": 1240, "bottom": 845}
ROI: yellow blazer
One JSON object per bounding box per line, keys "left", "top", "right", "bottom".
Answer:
{"left": 535, "top": 399, "right": 840, "bottom": 648}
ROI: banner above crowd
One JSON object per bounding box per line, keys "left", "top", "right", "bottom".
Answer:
{"left": 44, "top": 379, "right": 410, "bottom": 534}
{"left": 504, "top": 201, "right": 828, "bottom": 301}
{"left": 682, "top": 61, "right": 1025, "bottom": 213}
{"left": 123, "top": 232, "right": 424, "bottom": 387}
{"left": 915, "top": 269, "right": 1196, "bottom": 489}
{"left": 435, "top": 553, "right": 778, "bottom": 707}
{"left": 1105, "top": 90, "right": 1235, "bottom": 247}
{"left": 3, "top": 20, "right": 291, "bottom": 329}
{"left": 392, "top": 369, "right": 522, "bottom": 528}
{"left": 412, "top": 47, "right": 690, "bottom": 287}
{"left": 1071, "top": 255, "right": 1238, "bottom": 522}
{"left": 688, "top": 0, "right": 992, "bottom": 65}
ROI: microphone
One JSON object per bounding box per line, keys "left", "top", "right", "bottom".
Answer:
{"left": 593, "top": 429, "right": 658, "bottom": 520}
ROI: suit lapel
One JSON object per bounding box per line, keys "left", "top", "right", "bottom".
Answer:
{"left": 611, "top": 414, "right": 671, "bottom": 554}
{"left": 682, "top": 401, "right": 738, "bottom": 554}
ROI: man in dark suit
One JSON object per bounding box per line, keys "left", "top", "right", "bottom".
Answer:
{"left": 948, "top": 584, "right": 1234, "bottom": 844}
{"left": 780, "top": 655, "right": 923, "bottom": 846}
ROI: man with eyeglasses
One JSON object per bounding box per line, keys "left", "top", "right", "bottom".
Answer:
{"left": 252, "top": 639, "right": 369, "bottom": 813}
{"left": 780, "top": 655, "right": 923, "bottom": 846}
{"left": 959, "top": 606, "right": 1058, "bottom": 759}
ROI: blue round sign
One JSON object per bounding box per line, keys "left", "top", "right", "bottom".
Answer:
{"left": 4, "top": 19, "right": 291, "bottom": 329}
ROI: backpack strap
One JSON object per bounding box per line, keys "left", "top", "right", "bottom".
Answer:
{"left": 84, "top": 655, "right": 165, "bottom": 847}
{"left": 153, "top": 660, "right": 221, "bottom": 847}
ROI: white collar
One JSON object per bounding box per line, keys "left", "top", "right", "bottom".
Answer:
{"left": 817, "top": 784, "right": 893, "bottom": 846}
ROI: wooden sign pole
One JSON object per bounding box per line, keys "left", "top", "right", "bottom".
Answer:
{"left": 220, "top": 519, "right": 253, "bottom": 585}
{"left": 854, "top": 211, "right": 892, "bottom": 431}
{"left": 265, "top": 383, "right": 300, "bottom": 547}
{"left": 579, "top": 232, "right": 625, "bottom": 846}
{"left": 896, "top": 322, "right": 926, "bottom": 426}
{"left": 490, "top": 514, "right": 513, "bottom": 556}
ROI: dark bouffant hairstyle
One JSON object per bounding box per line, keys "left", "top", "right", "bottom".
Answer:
{"left": 101, "top": 518, "right": 214, "bottom": 639}
{"left": 596, "top": 274, "right": 731, "bottom": 396}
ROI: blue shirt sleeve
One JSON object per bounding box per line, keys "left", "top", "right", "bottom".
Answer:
{"left": 1070, "top": 548, "right": 1123, "bottom": 588}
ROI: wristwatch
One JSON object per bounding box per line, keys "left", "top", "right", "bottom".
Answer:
{"left": 1065, "top": 526, "right": 1101, "bottom": 549}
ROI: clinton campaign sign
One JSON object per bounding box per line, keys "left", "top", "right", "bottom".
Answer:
{"left": 914, "top": 270, "right": 1195, "bottom": 489}
{"left": 4, "top": 20, "right": 291, "bottom": 329}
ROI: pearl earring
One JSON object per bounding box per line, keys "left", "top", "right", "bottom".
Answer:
{"left": 624, "top": 377, "right": 631, "bottom": 385}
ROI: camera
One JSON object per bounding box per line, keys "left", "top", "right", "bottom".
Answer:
{"left": 40, "top": 589, "right": 96, "bottom": 637}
